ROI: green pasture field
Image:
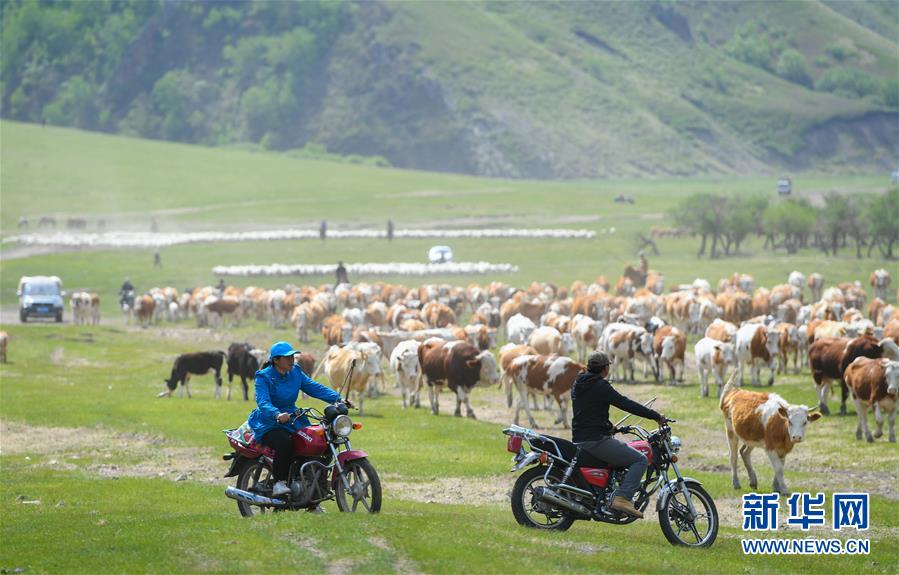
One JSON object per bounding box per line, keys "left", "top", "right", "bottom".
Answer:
{"left": 1, "top": 122, "right": 898, "bottom": 573}
{"left": 1, "top": 323, "right": 898, "bottom": 574}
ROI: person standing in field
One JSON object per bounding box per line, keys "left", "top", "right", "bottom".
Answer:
{"left": 335, "top": 261, "right": 349, "bottom": 286}
{"left": 154, "top": 251, "right": 162, "bottom": 267}
{"left": 320, "top": 220, "right": 327, "bottom": 241}
{"left": 387, "top": 219, "right": 394, "bottom": 242}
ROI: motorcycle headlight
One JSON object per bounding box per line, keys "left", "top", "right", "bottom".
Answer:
{"left": 332, "top": 414, "right": 353, "bottom": 438}
{"left": 670, "top": 435, "right": 682, "bottom": 453}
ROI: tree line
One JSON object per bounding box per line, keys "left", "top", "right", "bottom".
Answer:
{"left": 670, "top": 188, "right": 899, "bottom": 259}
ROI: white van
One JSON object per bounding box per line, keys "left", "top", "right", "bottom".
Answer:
{"left": 17, "top": 275, "right": 65, "bottom": 322}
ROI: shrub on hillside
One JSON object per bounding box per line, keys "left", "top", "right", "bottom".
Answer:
{"left": 775, "top": 49, "right": 812, "bottom": 87}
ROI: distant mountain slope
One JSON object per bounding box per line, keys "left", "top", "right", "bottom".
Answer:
{"left": 1, "top": 0, "right": 896, "bottom": 178}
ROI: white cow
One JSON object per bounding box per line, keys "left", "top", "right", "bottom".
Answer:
{"left": 695, "top": 337, "right": 736, "bottom": 397}
{"left": 389, "top": 340, "right": 421, "bottom": 409}
{"left": 506, "top": 313, "right": 537, "bottom": 345}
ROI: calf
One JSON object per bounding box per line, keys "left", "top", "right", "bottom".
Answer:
{"left": 390, "top": 340, "right": 422, "bottom": 409}
{"left": 808, "top": 335, "right": 884, "bottom": 415}
{"left": 844, "top": 357, "right": 899, "bottom": 443}
{"left": 735, "top": 323, "right": 780, "bottom": 386}
{"left": 225, "top": 343, "right": 262, "bottom": 401}
{"left": 509, "top": 354, "right": 584, "bottom": 429}
{"left": 694, "top": 337, "right": 735, "bottom": 397}
{"left": 720, "top": 380, "right": 821, "bottom": 495}
{"left": 159, "top": 351, "right": 226, "bottom": 398}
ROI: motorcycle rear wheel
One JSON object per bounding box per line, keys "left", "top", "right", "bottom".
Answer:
{"left": 235, "top": 459, "right": 273, "bottom": 517}
{"left": 657, "top": 481, "right": 718, "bottom": 547}
{"left": 511, "top": 466, "right": 576, "bottom": 531}
{"left": 335, "top": 458, "right": 382, "bottom": 513}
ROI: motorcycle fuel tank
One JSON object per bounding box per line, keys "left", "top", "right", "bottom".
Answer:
{"left": 292, "top": 425, "right": 327, "bottom": 456}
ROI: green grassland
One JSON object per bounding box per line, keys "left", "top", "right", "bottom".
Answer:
{"left": 1, "top": 122, "right": 898, "bottom": 573}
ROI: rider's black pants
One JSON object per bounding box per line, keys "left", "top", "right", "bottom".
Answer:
{"left": 260, "top": 428, "right": 293, "bottom": 481}
{"left": 577, "top": 436, "right": 647, "bottom": 501}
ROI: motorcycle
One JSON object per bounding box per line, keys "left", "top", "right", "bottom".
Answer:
{"left": 502, "top": 415, "right": 718, "bottom": 547}
{"left": 223, "top": 402, "right": 381, "bottom": 516}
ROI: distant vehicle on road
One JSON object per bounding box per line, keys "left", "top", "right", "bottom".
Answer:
{"left": 428, "top": 245, "right": 453, "bottom": 263}
{"left": 777, "top": 177, "right": 792, "bottom": 195}
{"left": 17, "top": 275, "right": 65, "bottom": 323}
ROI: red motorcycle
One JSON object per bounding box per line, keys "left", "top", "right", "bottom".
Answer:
{"left": 223, "top": 403, "right": 381, "bottom": 515}
{"left": 503, "top": 417, "right": 718, "bottom": 547}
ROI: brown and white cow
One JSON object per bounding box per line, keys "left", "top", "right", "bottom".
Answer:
{"left": 773, "top": 322, "right": 800, "bottom": 374}
{"left": 652, "top": 325, "right": 686, "bottom": 384}
{"left": 720, "top": 380, "right": 821, "bottom": 494}
{"left": 844, "top": 357, "right": 899, "bottom": 443}
{"left": 734, "top": 323, "right": 780, "bottom": 386}
{"left": 499, "top": 343, "right": 538, "bottom": 408}
{"left": 528, "top": 326, "right": 574, "bottom": 357}
{"left": 508, "top": 355, "right": 585, "bottom": 429}
{"left": 419, "top": 339, "right": 498, "bottom": 418}
{"left": 807, "top": 273, "right": 825, "bottom": 302}
{"left": 135, "top": 294, "right": 155, "bottom": 329}
{"left": 870, "top": 268, "right": 892, "bottom": 301}
{"left": 808, "top": 335, "right": 884, "bottom": 415}
{"left": 705, "top": 318, "right": 738, "bottom": 343}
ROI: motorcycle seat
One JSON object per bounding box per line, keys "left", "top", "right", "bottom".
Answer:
{"left": 529, "top": 435, "right": 610, "bottom": 468}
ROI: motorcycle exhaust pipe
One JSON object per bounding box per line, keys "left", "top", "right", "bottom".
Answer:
{"left": 225, "top": 487, "right": 288, "bottom": 507}
{"left": 536, "top": 487, "right": 592, "bottom": 517}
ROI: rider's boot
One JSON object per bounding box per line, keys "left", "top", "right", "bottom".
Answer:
{"left": 610, "top": 496, "right": 644, "bottom": 519}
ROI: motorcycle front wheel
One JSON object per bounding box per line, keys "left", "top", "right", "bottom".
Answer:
{"left": 657, "top": 481, "right": 718, "bottom": 547}
{"left": 235, "top": 459, "right": 273, "bottom": 517}
{"left": 511, "top": 465, "right": 576, "bottom": 531}
{"left": 335, "top": 458, "right": 382, "bottom": 513}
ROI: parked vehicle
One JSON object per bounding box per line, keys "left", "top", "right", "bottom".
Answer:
{"left": 223, "top": 402, "right": 381, "bottom": 516}
{"left": 17, "top": 275, "right": 65, "bottom": 323}
{"left": 503, "top": 418, "right": 718, "bottom": 547}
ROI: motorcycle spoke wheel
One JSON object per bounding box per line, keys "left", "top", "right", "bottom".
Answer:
{"left": 658, "top": 482, "right": 718, "bottom": 547}
{"left": 510, "top": 466, "right": 576, "bottom": 531}
{"left": 236, "top": 460, "right": 273, "bottom": 517}
{"left": 335, "top": 459, "right": 382, "bottom": 513}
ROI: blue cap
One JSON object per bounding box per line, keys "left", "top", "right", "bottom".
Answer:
{"left": 269, "top": 341, "right": 299, "bottom": 359}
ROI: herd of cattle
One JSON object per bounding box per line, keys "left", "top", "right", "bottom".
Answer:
{"left": 154, "top": 267, "right": 897, "bottom": 440}
{"left": 3, "top": 263, "right": 893, "bottom": 495}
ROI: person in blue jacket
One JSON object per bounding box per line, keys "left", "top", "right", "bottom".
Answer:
{"left": 248, "top": 341, "right": 350, "bottom": 497}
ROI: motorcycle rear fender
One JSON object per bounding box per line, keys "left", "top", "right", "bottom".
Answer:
{"left": 223, "top": 453, "right": 246, "bottom": 478}
{"left": 655, "top": 477, "right": 703, "bottom": 512}
{"left": 337, "top": 450, "right": 368, "bottom": 466}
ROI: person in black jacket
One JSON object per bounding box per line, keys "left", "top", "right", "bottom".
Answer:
{"left": 572, "top": 350, "right": 666, "bottom": 519}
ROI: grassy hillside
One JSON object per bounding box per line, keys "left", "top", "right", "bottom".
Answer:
{"left": 0, "top": 122, "right": 894, "bottom": 313}
{"left": 1, "top": 1, "right": 896, "bottom": 178}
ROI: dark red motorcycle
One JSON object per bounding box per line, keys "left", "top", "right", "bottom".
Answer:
{"left": 223, "top": 403, "right": 381, "bottom": 515}
{"left": 503, "top": 417, "right": 718, "bottom": 547}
